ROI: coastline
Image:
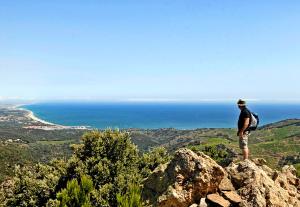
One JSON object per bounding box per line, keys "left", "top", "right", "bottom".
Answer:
{"left": 21, "top": 107, "right": 57, "bottom": 126}
{"left": 10, "top": 103, "right": 300, "bottom": 130}
{"left": 16, "top": 105, "right": 89, "bottom": 130}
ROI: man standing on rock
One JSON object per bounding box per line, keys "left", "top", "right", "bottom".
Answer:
{"left": 237, "top": 99, "right": 251, "bottom": 160}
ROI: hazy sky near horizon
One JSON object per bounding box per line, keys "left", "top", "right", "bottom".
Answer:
{"left": 1, "top": 0, "right": 300, "bottom": 102}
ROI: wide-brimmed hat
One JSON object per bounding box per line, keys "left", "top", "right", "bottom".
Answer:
{"left": 237, "top": 99, "right": 246, "bottom": 106}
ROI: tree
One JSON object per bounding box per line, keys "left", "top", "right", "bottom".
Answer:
{"left": 63, "top": 130, "right": 142, "bottom": 206}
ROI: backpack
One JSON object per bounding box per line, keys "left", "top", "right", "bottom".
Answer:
{"left": 248, "top": 112, "right": 259, "bottom": 131}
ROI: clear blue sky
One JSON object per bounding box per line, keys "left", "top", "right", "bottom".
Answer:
{"left": 1, "top": 0, "right": 300, "bottom": 102}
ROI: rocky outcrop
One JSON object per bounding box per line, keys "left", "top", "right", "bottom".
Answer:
{"left": 143, "top": 148, "right": 300, "bottom": 207}
{"left": 143, "top": 148, "right": 225, "bottom": 206}
{"left": 227, "top": 160, "right": 300, "bottom": 207}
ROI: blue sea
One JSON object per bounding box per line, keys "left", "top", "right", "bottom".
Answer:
{"left": 24, "top": 102, "right": 300, "bottom": 129}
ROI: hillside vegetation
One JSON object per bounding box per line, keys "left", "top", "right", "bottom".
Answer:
{"left": 0, "top": 107, "right": 299, "bottom": 182}
{"left": 1, "top": 129, "right": 299, "bottom": 207}
{"left": 0, "top": 130, "right": 170, "bottom": 206}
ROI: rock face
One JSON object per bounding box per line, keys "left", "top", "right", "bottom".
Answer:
{"left": 143, "top": 148, "right": 225, "bottom": 206}
{"left": 227, "top": 160, "right": 300, "bottom": 207}
{"left": 206, "top": 193, "right": 230, "bottom": 207}
{"left": 143, "top": 148, "right": 300, "bottom": 207}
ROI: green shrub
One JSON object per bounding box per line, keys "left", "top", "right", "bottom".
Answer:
{"left": 55, "top": 175, "right": 94, "bottom": 207}
{"left": 68, "top": 130, "right": 142, "bottom": 206}
{"left": 294, "top": 163, "right": 300, "bottom": 177}
{"left": 4, "top": 159, "right": 66, "bottom": 207}
{"left": 117, "top": 183, "right": 144, "bottom": 207}
{"left": 139, "top": 146, "right": 171, "bottom": 178}
{"left": 190, "top": 144, "right": 234, "bottom": 166}
{"left": 1, "top": 130, "right": 171, "bottom": 206}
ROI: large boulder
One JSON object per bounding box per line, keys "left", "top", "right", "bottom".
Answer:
{"left": 143, "top": 148, "right": 225, "bottom": 207}
{"left": 226, "top": 159, "right": 300, "bottom": 207}
{"left": 143, "top": 148, "right": 300, "bottom": 207}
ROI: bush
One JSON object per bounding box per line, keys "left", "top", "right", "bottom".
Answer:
{"left": 116, "top": 183, "right": 144, "bottom": 207}
{"left": 0, "top": 130, "right": 171, "bottom": 206}
{"left": 68, "top": 130, "right": 142, "bottom": 206}
{"left": 4, "top": 159, "right": 66, "bottom": 207}
{"left": 139, "top": 146, "right": 171, "bottom": 178}
{"left": 54, "top": 175, "right": 94, "bottom": 207}
{"left": 190, "top": 144, "right": 235, "bottom": 166}
{"left": 294, "top": 163, "right": 300, "bottom": 178}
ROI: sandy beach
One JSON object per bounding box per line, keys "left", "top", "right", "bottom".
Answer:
{"left": 25, "top": 109, "right": 57, "bottom": 126}
{"left": 17, "top": 106, "right": 88, "bottom": 130}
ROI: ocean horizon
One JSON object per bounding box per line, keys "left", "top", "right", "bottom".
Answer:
{"left": 23, "top": 102, "right": 300, "bottom": 130}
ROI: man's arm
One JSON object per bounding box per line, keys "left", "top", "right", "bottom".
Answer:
{"left": 239, "top": 118, "right": 250, "bottom": 138}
